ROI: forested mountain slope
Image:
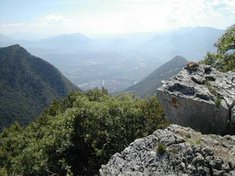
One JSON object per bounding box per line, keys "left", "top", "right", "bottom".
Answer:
{"left": 0, "top": 44, "right": 78, "bottom": 130}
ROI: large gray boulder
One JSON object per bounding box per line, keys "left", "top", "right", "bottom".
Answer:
{"left": 156, "top": 64, "right": 235, "bottom": 134}
{"left": 100, "top": 125, "right": 235, "bottom": 176}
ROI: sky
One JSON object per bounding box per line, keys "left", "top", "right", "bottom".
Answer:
{"left": 0, "top": 0, "right": 235, "bottom": 39}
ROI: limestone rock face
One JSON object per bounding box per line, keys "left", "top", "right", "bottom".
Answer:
{"left": 156, "top": 64, "right": 235, "bottom": 134}
{"left": 100, "top": 125, "right": 235, "bottom": 176}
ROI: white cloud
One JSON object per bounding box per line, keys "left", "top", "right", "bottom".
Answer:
{"left": 40, "top": 14, "right": 65, "bottom": 24}
{"left": 0, "top": 0, "right": 235, "bottom": 38}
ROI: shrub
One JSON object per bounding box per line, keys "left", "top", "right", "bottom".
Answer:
{"left": 156, "top": 143, "right": 166, "bottom": 156}
{"left": 203, "top": 25, "right": 235, "bottom": 72}
{"left": 0, "top": 89, "right": 168, "bottom": 175}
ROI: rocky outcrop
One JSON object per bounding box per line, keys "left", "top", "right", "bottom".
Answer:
{"left": 156, "top": 64, "right": 235, "bottom": 134}
{"left": 100, "top": 125, "right": 235, "bottom": 176}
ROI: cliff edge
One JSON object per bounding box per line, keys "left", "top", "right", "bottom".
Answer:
{"left": 156, "top": 64, "right": 235, "bottom": 134}
{"left": 100, "top": 124, "right": 235, "bottom": 176}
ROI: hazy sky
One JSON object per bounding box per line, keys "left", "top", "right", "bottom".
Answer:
{"left": 0, "top": 0, "right": 235, "bottom": 39}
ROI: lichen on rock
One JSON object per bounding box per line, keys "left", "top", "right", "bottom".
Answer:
{"left": 156, "top": 64, "right": 235, "bottom": 134}
{"left": 100, "top": 125, "right": 235, "bottom": 176}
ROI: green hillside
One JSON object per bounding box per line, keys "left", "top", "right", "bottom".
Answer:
{"left": 0, "top": 89, "right": 168, "bottom": 175}
{"left": 126, "top": 56, "right": 187, "bottom": 97}
{"left": 0, "top": 45, "right": 78, "bottom": 130}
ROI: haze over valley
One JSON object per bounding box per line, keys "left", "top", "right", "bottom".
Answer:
{"left": 0, "top": 27, "right": 224, "bottom": 92}
{"left": 1, "top": 0, "right": 234, "bottom": 92}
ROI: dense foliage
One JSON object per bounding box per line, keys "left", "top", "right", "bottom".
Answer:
{"left": 0, "top": 45, "right": 77, "bottom": 130}
{"left": 0, "top": 89, "right": 168, "bottom": 175}
{"left": 203, "top": 25, "right": 235, "bottom": 71}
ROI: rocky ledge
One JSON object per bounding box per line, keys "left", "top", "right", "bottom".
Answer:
{"left": 100, "top": 125, "right": 235, "bottom": 176}
{"left": 156, "top": 64, "right": 235, "bottom": 134}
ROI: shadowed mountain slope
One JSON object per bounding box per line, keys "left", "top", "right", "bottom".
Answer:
{"left": 0, "top": 44, "right": 78, "bottom": 130}
{"left": 126, "top": 56, "right": 187, "bottom": 96}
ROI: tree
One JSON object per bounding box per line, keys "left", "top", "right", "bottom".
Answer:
{"left": 204, "top": 24, "right": 235, "bottom": 71}
{"left": 0, "top": 89, "right": 168, "bottom": 175}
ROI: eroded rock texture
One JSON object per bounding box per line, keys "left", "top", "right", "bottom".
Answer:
{"left": 156, "top": 64, "right": 235, "bottom": 134}
{"left": 100, "top": 125, "right": 235, "bottom": 176}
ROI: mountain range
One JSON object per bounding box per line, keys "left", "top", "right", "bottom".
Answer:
{"left": 140, "top": 27, "right": 224, "bottom": 59}
{"left": 0, "top": 27, "right": 224, "bottom": 55}
{"left": 0, "top": 45, "right": 78, "bottom": 130}
{"left": 126, "top": 56, "right": 188, "bottom": 97}
{"left": 0, "top": 27, "right": 224, "bottom": 92}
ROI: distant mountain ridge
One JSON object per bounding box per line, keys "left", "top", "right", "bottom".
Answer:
{"left": 0, "top": 34, "right": 15, "bottom": 47}
{"left": 0, "top": 44, "right": 78, "bottom": 130}
{"left": 140, "top": 27, "right": 224, "bottom": 60}
{"left": 126, "top": 56, "right": 188, "bottom": 96}
{"left": 0, "top": 27, "right": 224, "bottom": 56}
{"left": 36, "top": 33, "right": 95, "bottom": 51}
{"left": 0, "top": 27, "right": 224, "bottom": 92}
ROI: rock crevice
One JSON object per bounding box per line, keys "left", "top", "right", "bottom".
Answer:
{"left": 100, "top": 125, "right": 235, "bottom": 176}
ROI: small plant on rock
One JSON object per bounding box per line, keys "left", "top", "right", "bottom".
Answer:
{"left": 156, "top": 143, "right": 166, "bottom": 156}
{"left": 215, "top": 96, "right": 222, "bottom": 108}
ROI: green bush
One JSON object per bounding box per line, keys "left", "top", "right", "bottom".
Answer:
{"left": 156, "top": 143, "right": 166, "bottom": 156}
{"left": 215, "top": 96, "right": 221, "bottom": 108}
{"left": 203, "top": 24, "right": 235, "bottom": 72}
{"left": 0, "top": 89, "right": 168, "bottom": 175}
